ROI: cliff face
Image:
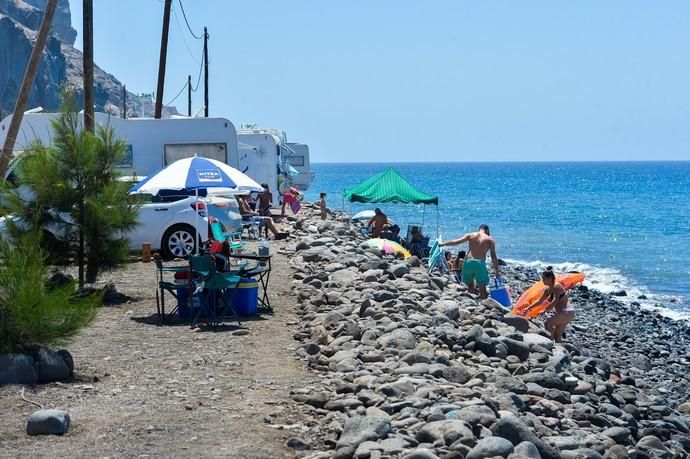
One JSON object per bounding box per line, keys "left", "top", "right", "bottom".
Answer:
{"left": 0, "top": 0, "right": 177, "bottom": 118}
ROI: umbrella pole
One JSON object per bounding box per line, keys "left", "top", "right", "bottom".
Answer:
{"left": 195, "top": 188, "right": 199, "bottom": 255}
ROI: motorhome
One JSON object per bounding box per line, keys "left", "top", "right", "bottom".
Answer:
{"left": 0, "top": 111, "right": 240, "bottom": 177}
{"left": 285, "top": 142, "right": 314, "bottom": 191}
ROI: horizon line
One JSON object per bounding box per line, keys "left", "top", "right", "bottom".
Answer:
{"left": 312, "top": 159, "right": 690, "bottom": 165}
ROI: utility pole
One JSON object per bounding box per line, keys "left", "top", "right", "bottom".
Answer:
{"left": 122, "top": 85, "right": 127, "bottom": 119}
{"left": 187, "top": 75, "right": 192, "bottom": 117}
{"left": 203, "top": 26, "right": 209, "bottom": 117}
{"left": 0, "top": 0, "right": 58, "bottom": 179}
{"left": 154, "top": 0, "right": 172, "bottom": 119}
{"left": 83, "top": 0, "right": 94, "bottom": 132}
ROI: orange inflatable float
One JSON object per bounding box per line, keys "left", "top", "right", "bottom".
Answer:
{"left": 512, "top": 272, "right": 585, "bottom": 319}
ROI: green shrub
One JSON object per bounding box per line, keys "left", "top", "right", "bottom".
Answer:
{"left": 0, "top": 231, "right": 100, "bottom": 354}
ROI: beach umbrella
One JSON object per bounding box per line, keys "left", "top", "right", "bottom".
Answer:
{"left": 363, "top": 238, "right": 411, "bottom": 259}
{"left": 129, "top": 155, "right": 263, "bottom": 254}
{"left": 352, "top": 210, "right": 376, "bottom": 221}
{"left": 512, "top": 272, "right": 586, "bottom": 318}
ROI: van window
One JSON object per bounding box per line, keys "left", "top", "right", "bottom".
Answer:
{"left": 164, "top": 143, "right": 227, "bottom": 165}
{"left": 289, "top": 155, "right": 305, "bottom": 167}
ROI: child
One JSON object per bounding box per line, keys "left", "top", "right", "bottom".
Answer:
{"left": 451, "top": 250, "right": 466, "bottom": 283}
{"left": 319, "top": 192, "right": 327, "bottom": 220}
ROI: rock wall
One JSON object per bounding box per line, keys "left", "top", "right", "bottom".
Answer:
{"left": 0, "top": 0, "right": 177, "bottom": 118}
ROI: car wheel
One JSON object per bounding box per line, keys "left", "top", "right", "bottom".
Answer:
{"left": 161, "top": 224, "right": 196, "bottom": 259}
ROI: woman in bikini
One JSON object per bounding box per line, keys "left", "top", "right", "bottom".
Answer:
{"left": 523, "top": 266, "right": 575, "bottom": 342}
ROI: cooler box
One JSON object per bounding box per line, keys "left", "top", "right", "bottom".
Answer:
{"left": 230, "top": 278, "right": 258, "bottom": 315}
{"left": 490, "top": 279, "right": 512, "bottom": 308}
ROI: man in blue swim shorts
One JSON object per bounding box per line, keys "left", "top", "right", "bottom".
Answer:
{"left": 440, "top": 224, "right": 499, "bottom": 299}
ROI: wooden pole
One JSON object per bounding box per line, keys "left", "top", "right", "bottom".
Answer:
{"left": 83, "top": 0, "right": 95, "bottom": 132}
{"left": 187, "top": 74, "right": 192, "bottom": 117}
{"left": 203, "top": 26, "right": 209, "bottom": 117}
{"left": 0, "top": 0, "right": 58, "bottom": 179}
{"left": 154, "top": 0, "right": 173, "bottom": 119}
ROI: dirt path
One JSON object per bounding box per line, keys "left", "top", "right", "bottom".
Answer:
{"left": 0, "top": 249, "right": 315, "bottom": 458}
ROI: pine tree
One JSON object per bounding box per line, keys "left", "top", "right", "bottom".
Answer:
{"left": 4, "top": 90, "right": 140, "bottom": 287}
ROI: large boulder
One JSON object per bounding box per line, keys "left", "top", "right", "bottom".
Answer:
{"left": 330, "top": 269, "right": 359, "bottom": 287}
{"left": 336, "top": 415, "right": 391, "bottom": 449}
{"left": 0, "top": 353, "right": 38, "bottom": 385}
{"left": 377, "top": 328, "right": 416, "bottom": 350}
{"left": 414, "top": 420, "right": 473, "bottom": 443}
{"left": 491, "top": 413, "right": 561, "bottom": 459}
{"left": 501, "top": 313, "right": 530, "bottom": 333}
{"left": 466, "top": 436, "right": 514, "bottom": 459}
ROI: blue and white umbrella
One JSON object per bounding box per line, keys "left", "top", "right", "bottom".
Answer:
{"left": 128, "top": 156, "right": 263, "bottom": 254}
{"left": 128, "top": 156, "right": 262, "bottom": 195}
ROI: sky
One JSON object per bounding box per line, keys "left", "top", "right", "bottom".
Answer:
{"left": 67, "top": 1, "right": 690, "bottom": 163}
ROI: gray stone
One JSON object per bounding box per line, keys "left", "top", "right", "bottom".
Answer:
{"left": 635, "top": 435, "right": 672, "bottom": 458}
{"left": 302, "top": 246, "right": 327, "bottom": 262}
{"left": 401, "top": 449, "right": 439, "bottom": 459}
{"left": 388, "top": 263, "right": 410, "bottom": 278}
{"left": 522, "top": 333, "right": 554, "bottom": 350}
{"left": 56, "top": 350, "right": 74, "bottom": 377}
{"left": 363, "top": 269, "right": 384, "bottom": 282}
{"left": 441, "top": 365, "right": 472, "bottom": 384}
{"left": 0, "top": 353, "right": 38, "bottom": 385}
{"left": 407, "top": 256, "right": 421, "bottom": 267}
{"left": 414, "top": 420, "right": 473, "bottom": 443}
{"left": 497, "top": 337, "right": 531, "bottom": 361}
{"left": 26, "top": 409, "right": 70, "bottom": 435}
{"left": 336, "top": 415, "right": 392, "bottom": 448}
{"left": 513, "top": 441, "right": 542, "bottom": 458}
{"left": 36, "top": 347, "right": 70, "bottom": 383}
{"left": 519, "top": 372, "right": 566, "bottom": 390}
{"left": 466, "top": 436, "right": 514, "bottom": 459}
{"left": 560, "top": 449, "right": 603, "bottom": 459}
{"left": 603, "top": 445, "right": 629, "bottom": 459}
{"left": 377, "top": 328, "right": 416, "bottom": 350}
{"left": 286, "top": 437, "right": 310, "bottom": 450}
{"left": 502, "top": 313, "right": 530, "bottom": 333}
{"left": 446, "top": 405, "right": 497, "bottom": 427}
{"left": 293, "top": 392, "right": 329, "bottom": 409}
{"left": 491, "top": 414, "right": 560, "bottom": 459}
{"left": 331, "top": 269, "right": 359, "bottom": 286}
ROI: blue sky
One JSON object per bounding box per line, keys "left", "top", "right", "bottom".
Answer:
{"left": 68, "top": 1, "right": 690, "bottom": 162}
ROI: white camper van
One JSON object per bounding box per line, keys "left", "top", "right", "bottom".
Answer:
{"left": 237, "top": 128, "right": 286, "bottom": 207}
{"left": 285, "top": 142, "right": 314, "bottom": 191}
{"left": 0, "top": 112, "right": 239, "bottom": 177}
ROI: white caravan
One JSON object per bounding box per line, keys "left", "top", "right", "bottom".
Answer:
{"left": 0, "top": 112, "right": 239, "bottom": 177}
{"left": 237, "top": 128, "right": 285, "bottom": 207}
{"left": 285, "top": 142, "right": 314, "bottom": 191}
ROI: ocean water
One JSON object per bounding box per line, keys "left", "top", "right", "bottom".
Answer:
{"left": 303, "top": 162, "right": 690, "bottom": 320}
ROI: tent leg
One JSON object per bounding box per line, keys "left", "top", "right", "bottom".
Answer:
{"left": 422, "top": 205, "right": 426, "bottom": 228}
{"left": 436, "top": 206, "right": 439, "bottom": 238}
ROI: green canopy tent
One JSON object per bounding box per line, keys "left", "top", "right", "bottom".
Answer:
{"left": 343, "top": 167, "right": 439, "bottom": 235}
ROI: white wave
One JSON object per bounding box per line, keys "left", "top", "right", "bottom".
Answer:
{"left": 504, "top": 258, "right": 690, "bottom": 321}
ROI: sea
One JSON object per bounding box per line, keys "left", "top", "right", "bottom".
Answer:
{"left": 303, "top": 162, "right": 690, "bottom": 321}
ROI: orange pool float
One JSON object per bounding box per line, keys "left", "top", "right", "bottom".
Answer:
{"left": 512, "top": 272, "right": 586, "bottom": 319}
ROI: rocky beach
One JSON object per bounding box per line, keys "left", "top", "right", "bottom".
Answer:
{"left": 285, "top": 204, "right": 690, "bottom": 458}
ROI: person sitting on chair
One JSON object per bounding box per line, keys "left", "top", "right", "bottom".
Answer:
{"left": 237, "top": 195, "right": 288, "bottom": 240}
{"left": 407, "top": 226, "right": 426, "bottom": 257}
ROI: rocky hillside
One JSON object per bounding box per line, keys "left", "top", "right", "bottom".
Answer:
{"left": 0, "top": 0, "right": 177, "bottom": 118}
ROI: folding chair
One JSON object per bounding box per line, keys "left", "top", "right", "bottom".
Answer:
{"left": 154, "top": 256, "right": 189, "bottom": 323}
{"left": 210, "top": 220, "right": 244, "bottom": 252}
{"left": 189, "top": 255, "right": 242, "bottom": 328}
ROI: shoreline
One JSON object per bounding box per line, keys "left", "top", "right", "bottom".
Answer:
{"left": 284, "top": 204, "right": 690, "bottom": 457}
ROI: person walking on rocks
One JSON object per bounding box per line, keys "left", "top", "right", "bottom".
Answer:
{"left": 440, "top": 224, "right": 499, "bottom": 299}
{"left": 523, "top": 266, "right": 574, "bottom": 342}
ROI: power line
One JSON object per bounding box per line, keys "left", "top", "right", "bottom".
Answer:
{"left": 190, "top": 52, "right": 204, "bottom": 92}
{"left": 177, "top": 0, "right": 202, "bottom": 39}
{"left": 172, "top": 5, "right": 200, "bottom": 64}
{"left": 165, "top": 80, "right": 188, "bottom": 106}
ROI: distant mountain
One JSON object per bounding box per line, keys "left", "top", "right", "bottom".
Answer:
{"left": 0, "top": 0, "right": 178, "bottom": 118}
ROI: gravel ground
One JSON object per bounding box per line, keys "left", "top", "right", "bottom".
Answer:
{"left": 0, "top": 239, "right": 315, "bottom": 458}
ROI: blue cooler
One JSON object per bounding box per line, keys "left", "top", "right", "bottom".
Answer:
{"left": 230, "top": 278, "right": 259, "bottom": 315}
{"left": 176, "top": 286, "right": 200, "bottom": 318}
{"left": 490, "top": 279, "right": 512, "bottom": 308}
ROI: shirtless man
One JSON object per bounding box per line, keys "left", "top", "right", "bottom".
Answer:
{"left": 440, "top": 224, "right": 499, "bottom": 299}
{"left": 237, "top": 194, "right": 288, "bottom": 240}
{"left": 258, "top": 184, "right": 273, "bottom": 216}
{"left": 368, "top": 208, "right": 388, "bottom": 238}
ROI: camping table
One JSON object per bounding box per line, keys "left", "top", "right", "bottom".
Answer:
{"left": 228, "top": 252, "right": 273, "bottom": 312}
